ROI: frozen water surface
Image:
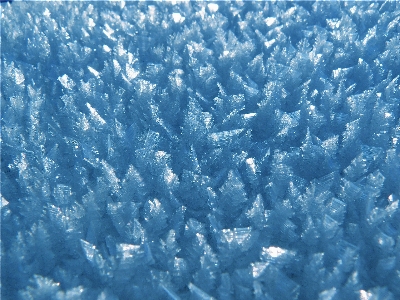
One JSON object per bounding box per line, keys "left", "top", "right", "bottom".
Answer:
{"left": 1, "top": 1, "right": 400, "bottom": 299}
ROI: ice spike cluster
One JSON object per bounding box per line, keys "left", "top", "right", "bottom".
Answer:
{"left": 1, "top": 1, "right": 400, "bottom": 299}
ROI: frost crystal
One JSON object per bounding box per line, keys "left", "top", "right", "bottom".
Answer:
{"left": 2, "top": 1, "right": 400, "bottom": 299}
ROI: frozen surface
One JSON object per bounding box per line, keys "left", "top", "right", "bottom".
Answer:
{"left": 1, "top": 1, "right": 400, "bottom": 299}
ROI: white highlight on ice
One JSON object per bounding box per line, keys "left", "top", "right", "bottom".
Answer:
{"left": 246, "top": 158, "right": 257, "bottom": 174}
{"left": 43, "top": 8, "right": 51, "bottom": 17}
{"left": 103, "top": 23, "right": 116, "bottom": 41}
{"left": 359, "top": 290, "right": 372, "bottom": 300}
{"left": 252, "top": 262, "right": 268, "bottom": 278}
{"left": 14, "top": 68, "right": 25, "bottom": 85}
{"left": 118, "top": 243, "right": 140, "bottom": 259}
{"left": 164, "top": 168, "right": 177, "bottom": 186}
{"left": 88, "top": 66, "right": 100, "bottom": 78}
{"left": 264, "top": 39, "right": 276, "bottom": 49}
{"left": 113, "top": 59, "right": 121, "bottom": 76}
{"left": 265, "top": 17, "right": 277, "bottom": 26}
{"left": 149, "top": 198, "right": 162, "bottom": 215}
{"left": 87, "top": 18, "right": 96, "bottom": 29}
{"left": 1, "top": 196, "right": 9, "bottom": 208}
{"left": 125, "top": 63, "right": 139, "bottom": 81}
{"left": 103, "top": 45, "right": 111, "bottom": 53}
{"left": 86, "top": 103, "right": 106, "bottom": 125}
{"left": 58, "top": 74, "right": 75, "bottom": 89}
{"left": 265, "top": 246, "right": 286, "bottom": 258}
{"left": 172, "top": 13, "right": 185, "bottom": 23}
{"left": 243, "top": 113, "right": 256, "bottom": 120}
{"left": 207, "top": 3, "right": 219, "bottom": 13}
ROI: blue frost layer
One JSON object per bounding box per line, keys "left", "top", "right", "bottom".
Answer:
{"left": 1, "top": 1, "right": 400, "bottom": 299}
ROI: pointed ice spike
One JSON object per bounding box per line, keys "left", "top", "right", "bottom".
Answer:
{"left": 219, "top": 169, "right": 247, "bottom": 208}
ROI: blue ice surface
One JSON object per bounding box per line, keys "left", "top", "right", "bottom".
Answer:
{"left": 1, "top": 1, "right": 400, "bottom": 299}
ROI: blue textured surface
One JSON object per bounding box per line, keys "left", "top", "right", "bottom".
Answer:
{"left": 1, "top": 1, "right": 400, "bottom": 299}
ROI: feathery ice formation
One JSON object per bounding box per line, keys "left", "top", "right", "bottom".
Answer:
{"left": 1, "top": 1, "right": 400, "bottom": 299}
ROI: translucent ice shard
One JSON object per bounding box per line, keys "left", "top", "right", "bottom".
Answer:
{"left": 219, "top": 170, "right": 248, "bottom": 217}
{"left": 19, "top": 275, "right": 61, "bottom": 300}
{"left": 260, "top": 246, "right": 296, "bottom": 267}
{"left": 183, "top": 97, "right": 213, "bottom": 146}
{"left": 188, "top": 282, "right": 216, "bottom": 300}
{"left": 101, "top": 160, "right": 120, "bottom": 194}
{"left": 326, "top": 198, "right": 346, "bottom": 224}
{"left": 53, "top": 184, "right": 72, "bottom": 206}
{"left": 193, "top": 245, "right": 219, "bottom": 293}
{"left": 277, "top": 110, "right": 300, "bottom": 138}
{"left": 218, "top": 227, "right": 258, "bottom": 267}
{"left": 116, "top": 243, "right": 154, "bottom": 270}
{"left": 143, "top": 198, "right": 168, "bottom": 233}
{"left": 107, "top": 201, "right": 140, "bottom": 242}
{"left": 170, "top": 257, "right": 189, "bottom": 290}
{"left": 323, "top": 214, "right": 340, "bottom": 240}
{"left": 161, "top": 284, "right": 181, "bottom": 300}
{"left": 120, "top": 165, "right": 147, "bottom": 203}
{"left": 244, "top": 158, "right": 260, "bottom": 187}
{"left": 246, "top": 195, "right": 267, "bottom": 230}
{"left": 209, "top": 129, "right": 244, "bottom": 148}
{"left": 80, "top": 239, "right": 113, "bottom": 279}
{"left": 319, "top": 287, "right": 337, "bottom": 300}
{"left": 252, "top": 263, "right": 300, "bottom": 300}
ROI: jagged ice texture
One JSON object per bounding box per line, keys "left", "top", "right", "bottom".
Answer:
{"left": 1, "top": 1, "right": 400, "bottom": 299}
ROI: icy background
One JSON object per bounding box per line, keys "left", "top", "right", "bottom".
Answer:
{"left": 1, "top": 1, "right": 400, "bottom": 299}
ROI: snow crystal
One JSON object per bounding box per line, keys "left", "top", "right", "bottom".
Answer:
{"left": 2, "top": 1, "right": 400, "bottom": 299}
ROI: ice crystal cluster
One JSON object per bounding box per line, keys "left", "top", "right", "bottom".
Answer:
{"left": 2, "top": 1, "right": 400, "bottom": 299}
